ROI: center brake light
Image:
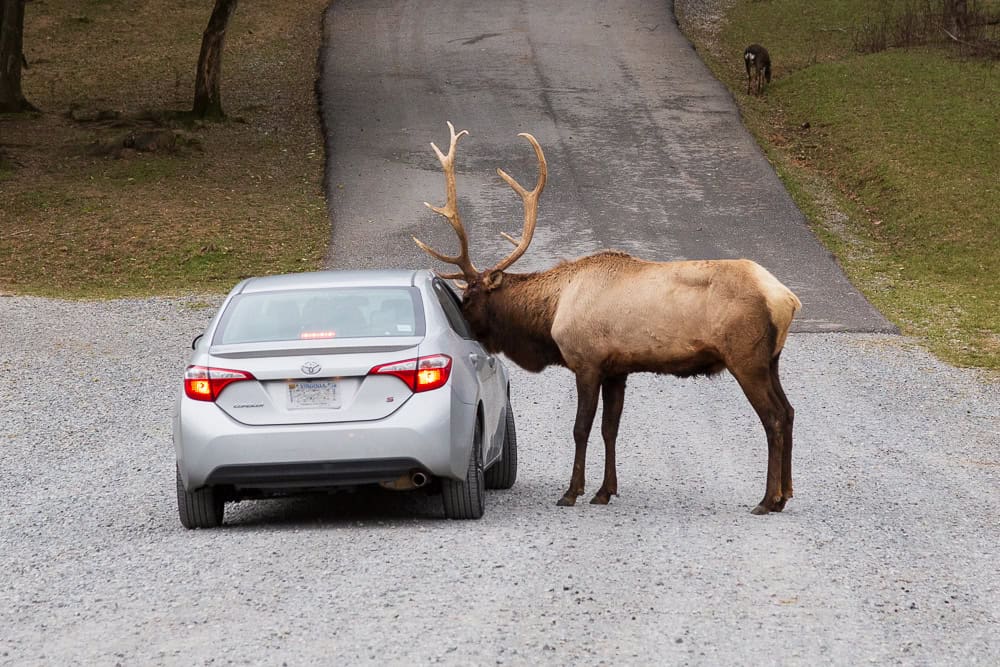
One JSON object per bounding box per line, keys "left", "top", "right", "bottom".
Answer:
{"left": 370, "top": 354, "right": 452, "bottom": 393}
{"left": 184, "top": 365, "right": 256, "bottom": 402}
{"left": 300, "top": 331, "right": 336, "bottom": 340}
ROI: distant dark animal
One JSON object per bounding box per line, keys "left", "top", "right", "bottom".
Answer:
{"left": 744, "top": 44, "right": 771, "bottom": 95}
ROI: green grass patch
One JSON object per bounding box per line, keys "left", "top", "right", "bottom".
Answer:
{"left": 679, "top": 0, "right": 1000, "bottom": 369}
{"left": 96, "top": 155, "right": 185, "bottom": 186}
{"left": 0, "top": 154, "right": 12, "bottom": 180}
{"left": 1, "top": 169, "right": 327, "bottom": 298}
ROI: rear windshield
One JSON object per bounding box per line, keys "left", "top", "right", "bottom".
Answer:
{"left": 213, "top": 287, "right": 425, "bottom": 344}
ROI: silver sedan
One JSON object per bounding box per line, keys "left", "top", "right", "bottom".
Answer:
{"left": 172, "top": 269, "right": 516, "bottom": 527}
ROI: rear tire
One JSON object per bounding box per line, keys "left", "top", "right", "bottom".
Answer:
{"left": 442, "top": 419, "right": 485, "bottom": 520}
{"left": 176, "top": 466, "right": 225, "bottom": 529}
{"left": 484, "top": 397, "right": 517, "bottom": 490}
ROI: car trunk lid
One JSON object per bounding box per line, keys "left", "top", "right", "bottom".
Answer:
{"left": 208, "top": 337, "right": 422, "bottom": 425}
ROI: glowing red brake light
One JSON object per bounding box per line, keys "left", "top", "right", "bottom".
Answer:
{"left": 370, "top": 354, "right": 451, "bottom": 392}
{"left": 184, "top": 365, "right": 256, "bottom": 402}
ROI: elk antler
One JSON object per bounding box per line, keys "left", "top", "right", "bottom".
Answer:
{"left": 491, "top": 133, "right": 547, "bottom": 273}
{"left": 413, "top": 121, "right": 478, "bottom": 280}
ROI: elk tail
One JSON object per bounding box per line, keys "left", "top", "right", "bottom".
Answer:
{"left": 749, "top": 262, "right": 801, "bottom": 357}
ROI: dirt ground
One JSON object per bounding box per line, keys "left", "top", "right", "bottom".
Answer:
{"left": 0, "top": 0, "right": 330, "bottom": 297}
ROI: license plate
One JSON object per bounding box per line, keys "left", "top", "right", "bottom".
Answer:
{"left": 287, "top": 381, "right": 339, "bottom": 409}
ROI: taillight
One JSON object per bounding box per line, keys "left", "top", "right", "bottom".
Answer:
{"left": 184, "top": 365, "right": 256, "bottom": 402}
{"left": 370, "top": 354, "right": 452, "bottom": 392}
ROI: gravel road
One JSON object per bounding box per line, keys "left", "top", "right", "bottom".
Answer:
{"left": 1, "top": 296, "right": 997, "bottom": 664}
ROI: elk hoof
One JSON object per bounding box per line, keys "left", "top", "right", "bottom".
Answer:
{"left": 752, "top": 496, "right": 788, "bottom": 514}
{"left": 589, "top": 490, "right": 615, "bottom": 505}
{"left": 556, "top": 495, "right": 577, "bottom": 507}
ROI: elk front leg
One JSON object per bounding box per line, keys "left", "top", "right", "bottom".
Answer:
{"left": 558, "top": 372, "right": 601, "bottom": 507}
{"left": 591, "top": 375, "right": 627, "bottom": 505}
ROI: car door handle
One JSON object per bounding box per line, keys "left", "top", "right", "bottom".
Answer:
{"left": 487, "top": 356, "right": 496, "bottom": 369}
{"left": 469, "top": 353, "right": 484, "bottom": 367}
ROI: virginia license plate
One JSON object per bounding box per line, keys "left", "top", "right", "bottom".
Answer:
{"left": 287, "top": 381, "right": 339, "bottom": 409}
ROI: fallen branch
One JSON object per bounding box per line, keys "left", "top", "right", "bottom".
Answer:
{"left": 938, "top": 25, "right": 969, "bottom": 44}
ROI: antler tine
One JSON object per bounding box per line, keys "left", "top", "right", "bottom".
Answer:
{"left": 412, "top": 121, "right": 478, "bottom": 278}
{"left": 492, "top": 132, "right": 548, "bottom": 273}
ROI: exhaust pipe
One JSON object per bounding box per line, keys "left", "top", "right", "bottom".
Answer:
{"left": 380, "top": 470, "right": 430, "bottom": 491}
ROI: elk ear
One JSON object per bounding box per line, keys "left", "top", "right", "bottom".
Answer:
{"left": 483, "top": 271, "right": 504, "bottom": 291}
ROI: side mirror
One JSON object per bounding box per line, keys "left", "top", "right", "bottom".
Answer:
{"left": 191, "top": 333, "right": 204, "bottom": 350}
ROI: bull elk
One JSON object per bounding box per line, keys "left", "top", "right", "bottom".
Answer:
{"left": 414, "top": 122, "right": 801, "bottom": 514}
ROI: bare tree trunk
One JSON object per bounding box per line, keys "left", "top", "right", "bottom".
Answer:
{"left": 0, "top": 0, "right": 36, "bottom": 112}
{"left": 949, "top": 0, "right": 969, "bottom": 36}
{"left": 192, "top": 0, "right": 238, "bottom": 119}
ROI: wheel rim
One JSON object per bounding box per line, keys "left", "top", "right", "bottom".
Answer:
{"left": 480, "top": 421, "right": 483, "bottom": 477}
{"left": 474, "top": 421, "right": 484, "bottom": 511}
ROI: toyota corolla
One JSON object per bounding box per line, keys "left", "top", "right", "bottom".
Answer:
{"left": 173, "top": 270, "right": 516, "bottom": 527}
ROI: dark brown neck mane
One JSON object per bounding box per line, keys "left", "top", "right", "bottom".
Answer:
{"left": 465, "top": 252, "right": 635, "bottom": 372}
{"left": 477, "top": 271, "right": 565, "bottom": 372}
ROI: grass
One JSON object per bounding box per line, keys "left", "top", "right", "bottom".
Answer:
{"left": 0, "top": 0, "right": 329, "bottom": 297}
{"left": 677, "top": 0, "right": 1000, "bottom": 369}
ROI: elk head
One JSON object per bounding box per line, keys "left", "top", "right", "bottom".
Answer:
{"left": 413, "top": 122, "right": 547, "bottom": 343}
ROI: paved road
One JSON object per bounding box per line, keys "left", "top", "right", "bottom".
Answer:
{"left": 320, "top": 0, "right": 893, "bottom": 332}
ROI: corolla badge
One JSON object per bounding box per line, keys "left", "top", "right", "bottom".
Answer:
{"left": 301, "top": 361, "right": 322, "bottom": 375}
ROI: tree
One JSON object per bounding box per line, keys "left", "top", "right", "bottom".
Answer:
{"left": 192, "top": 0, "right": 239, "bottom": 119}
{"left": 0, "top": 0, "right": 36, "bottom": 112}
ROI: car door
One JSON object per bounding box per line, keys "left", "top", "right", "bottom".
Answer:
{"left": 431, "top": 279, "right": 504, "bottom": 463}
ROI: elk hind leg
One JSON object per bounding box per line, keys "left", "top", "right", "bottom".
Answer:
{"left": 591, "top": 375, "right": 627, "bottom": 505}
{"left": 731, "top": 362, "right": 789, "bottom": 514}
{"left": 771, "top": 355, "right": 794, "bottom": 503}
{"left": 558, "top": 371, "right": 601, "bottom": 507}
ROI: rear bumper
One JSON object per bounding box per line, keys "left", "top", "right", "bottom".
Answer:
{"left": 205, "top": 458, "right": 422, "bottom": 489}
{"left": 173, "top": 389, "right": 475, "bottom": 491}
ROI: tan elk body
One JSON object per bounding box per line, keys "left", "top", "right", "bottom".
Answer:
{"left": 415, "top": 123, "right": 801, "bottom": 514}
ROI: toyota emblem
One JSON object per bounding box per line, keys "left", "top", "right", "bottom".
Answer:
{"left": 301, "top": 361, "right": 322, "bottom": 376}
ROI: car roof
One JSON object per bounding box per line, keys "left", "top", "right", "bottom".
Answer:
{"left": 237, "top": 269, "right": 430, "bottom": 294}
